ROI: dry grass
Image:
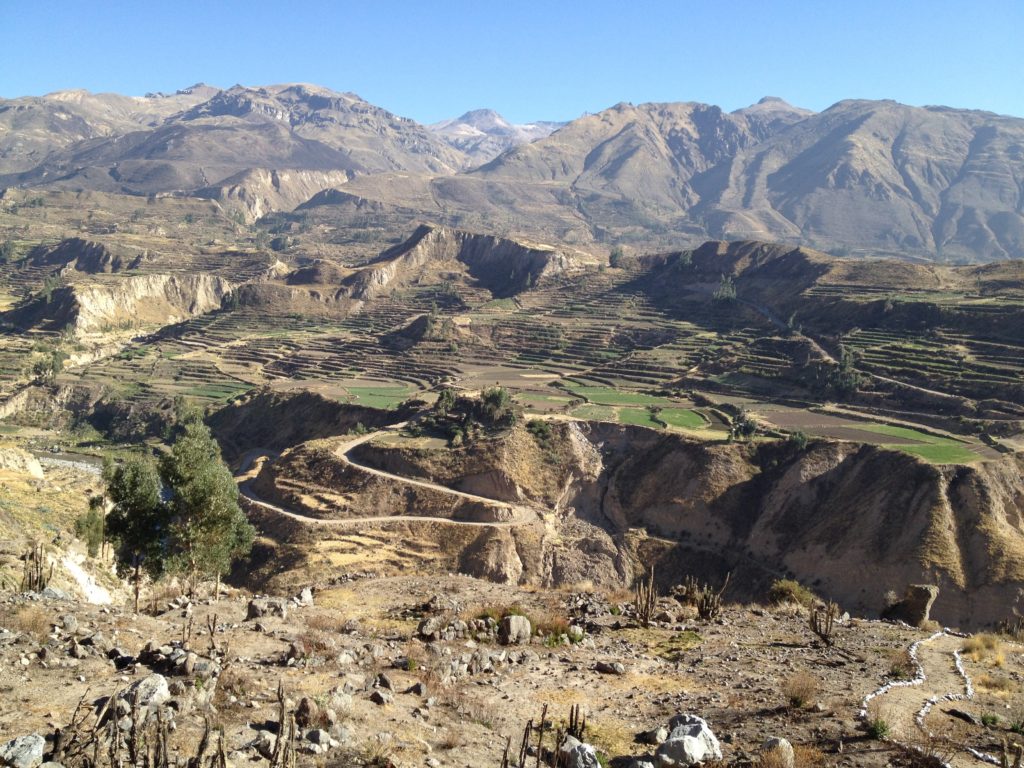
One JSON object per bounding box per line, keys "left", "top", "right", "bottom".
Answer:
{"left": 976, "top": 673, "right": 1015, "bottom": 693}
{"left": 964, "top": 634, "right": 1006, "bottom": 666}
{"left": 532, "top": 608, "right": 570, "bottom": 637}
{"left": 586, "top": 717, "right": 634, "bottom": 760}
{"left": 304, "top": 610, "right": 349, "bottom": 633}
{"left": 793, "top": 744, "right": 827, "bottom": 768}
{"left": 782, "top": 671, "right": 819, "bottom": 709}
{"left": 437, "top": 727, "right": 463, "bottom": 751}
{"left": 0, "top": 604, "right": 50, "bottom": 639}
{"left": 760, "top": 746, "right": 795, "bottom": 768}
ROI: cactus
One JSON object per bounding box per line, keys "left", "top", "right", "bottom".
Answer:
{"left": 809, "top": 601, "right": 840, "bottom": 646}
{"left": 634, "top": 565, "right": 658, "bottom": 628}
{"left": 696, "top": 572, "right": 731, "bottom": 621}
{"left": 20, "top": 543, "right": 52, "bottom": 592}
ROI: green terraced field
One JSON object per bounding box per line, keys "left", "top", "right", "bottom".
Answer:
{"left": 857, "top": 423, "right": 981, "bottom": 463}
{"left": 567, "top": 385, "right": 674, "bottom": 406}
{"left": 659, "top": 408, "right": 707, "bottom": 429}
{"left": 344, "top": 385, "right": 416, "bottom": 409}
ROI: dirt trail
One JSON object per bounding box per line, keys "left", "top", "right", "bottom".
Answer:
{"left": 61, "top": 551, "right": 112, "bottom": 605}
{"left": 234, "top": 424, "right": 540, "bottom": 528}
{"left": 866, "top": 632, "right": 984, "bottom": 768}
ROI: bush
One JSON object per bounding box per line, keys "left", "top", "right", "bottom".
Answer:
{"left": 767, "top": 579, "right": 817, "bottom": 607}
{"left": 866, "top": 717, "right": 890, "bottom": 740}
{"left": 782, "top": 671, "right": 818, "bottom": 709}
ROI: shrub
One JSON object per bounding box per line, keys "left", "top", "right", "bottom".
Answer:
{"left": 793, "top": 745, "right": 827, "bottom": 768}
{"left": 782, "top": 671, "right": 818, "bottom": 709}
{"left": 866, "top": 717, "right": 890, "bottom": 740}
{"left": 1, "top": 605, "right": 50, "bottom": 639}
{"left": 963, "top": 634, "right": 1004, "bottom": 665}
{"left": 767, "top": 579, "right": 817, "bottom": 607}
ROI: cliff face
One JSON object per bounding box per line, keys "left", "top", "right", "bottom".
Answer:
{"left": 194, "top": 168, "right": 356, "bottom": 222}
{"left": 290, "top": 418, "right": 1024, "bottom": 627}
{"left": 346, "top": 225, "right": 588, "bottom": 299}
{"left": 7, "top": 273, "right": 233, "bottom": 335}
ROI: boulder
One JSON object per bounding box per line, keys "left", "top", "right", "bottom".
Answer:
{"left": 295, "top": 697, "right": 320, "bottom": 729}
{"left": 761, "top": 738, "right": 794, "bottom": 768}
{"left": 246, "top": 598, "right": 288, "bottom": 621}
{"left": 417, "top": 616, "right": 446, "bottom": 640}
{"left": 498, "top": 615, "right": 531, "bottom": 645}
{"left": 882, "top": 585, "right": 939, "bottom": 627}
{"left": 120, "top": 674, "right": 171, "bottom": 716}
{"left": 0, "top": 734, "right": 45, "bottom": 768}
{"left": 559, "top": 735, "right": 601, "bottom": 768}
{"left": 656, "top": 714, "right": 722, "bottom": 766}
{"left": 596, "top": 661, "right": 626, "bottom": 675}
{"left": 638, "top": 726, "right": 669, "bottom": 745}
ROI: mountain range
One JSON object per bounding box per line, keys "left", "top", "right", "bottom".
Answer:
{"left": 1, "top": 83, "right": 1022, "bottom": 261}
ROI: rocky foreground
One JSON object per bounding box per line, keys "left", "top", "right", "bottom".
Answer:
{"left": 1, "top": 573, "right": 1022, "bottom": 768}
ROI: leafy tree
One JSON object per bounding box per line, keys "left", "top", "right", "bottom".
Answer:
{"left": 160, "top": 415, "right": 254, "bottom": 595}
{"left": 74, "top": 494, "right": 106, "bottom": 558}
{"left": 434, "top": 387, "right": 457, "bottom": 415}
{"left": 478, "top": 386, "right": 516, "bottom": 427}
{"left": 713, "top": 274, "right": 737, "bottom": 301}
{"left": 104, "top": 456, "right": 169, "bottom": 612}
{"left": 0, "top": 239, "right": 15, "bottom": 263}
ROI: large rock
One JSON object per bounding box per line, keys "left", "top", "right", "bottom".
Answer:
{"left": 559, "top": 735, "right": 600, "bottom": 768}
{"left": 882, "top": 584, "right": 939, "bottom": 627}
{"left": 120, "top": 674, "right": 171, "bottom": 715}
{"left": 656, "top": 714, "right": 722, "bottom": 766}
{"left": 246, "top": 598, "right": 288, "bottom": 621}
{"left": 0, "top": 734, "right": 45, "bottom": 768}
{"left": 498, "top": 615, "right": 531, "bottom": 645}
{"left": 761, "top": 738, "right": 794, "bottom": 768}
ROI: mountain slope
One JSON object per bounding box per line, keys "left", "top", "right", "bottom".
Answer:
{"left": 1, "top": 84, "right": 466, "bottom": 194}
{"left": 429, "top": 108, "right": 564, "bottom": 164}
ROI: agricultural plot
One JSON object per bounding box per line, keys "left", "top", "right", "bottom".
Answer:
{"left": 757, "top": 405, "right": 991, "bottom": 463}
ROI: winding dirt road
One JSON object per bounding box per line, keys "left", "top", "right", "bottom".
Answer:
{"left": 234, "top": 423, "right": 540, "bottom": 528}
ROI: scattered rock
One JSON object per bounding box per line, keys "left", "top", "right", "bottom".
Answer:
{"left": 595, "top": 661, "right": 625, "bottom": 675}
{"left": 656, "top": 714, "right": 723, "bottom": 766}
{"left": 120, "top": 674, "right": 171, "bottom": 716}
{"left": 559, "top": 734, "right": 600, "bottom": 768}
{"left": 369, "top": 690, "right": 393, "bottom": 706}
{"left": 498, "top": 615, "right": 531, "bottom": 645}
{"left": 0, "top": 734, "right": 45, "bottom": 768}
{"left": 638, "top": 725, "right": 669, "bottom": 745}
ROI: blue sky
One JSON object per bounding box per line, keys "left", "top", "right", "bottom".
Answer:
{"left": 1, "top": 0, "right": 1021, "bottom": 123}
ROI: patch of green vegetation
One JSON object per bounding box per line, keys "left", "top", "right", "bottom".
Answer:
{"left": 861, "top": 423, "right": 949, "bottom": 442}
{"left": 181, "top": 384, "right": 250, "bottom": 401}
{"left": 855, "top": 422, "right": 980, "bottom": 463}
{"left": 659, "top": 408, "right": 706, "bottom": 429}
{"left": 571, "top": 404, "right": 617, "bottom": 421}
{"left": 345, "top": 386, "right": 413, "bottom": 410}
{"left": 894, "top": 443, "right": 980, "bottom": 464}
{"left": 568, "top": 385, "right": 669, "bottom": 406}
{"left": 617, "top": 407, "right": 661, "bottom": 428}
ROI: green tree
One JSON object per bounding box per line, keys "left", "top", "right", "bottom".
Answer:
{"left": 104, "top": 456, "right": 169, "bottom": 612}
{"left": 434, "top": 387, "right": 457, "bottom": 415}
{"left": 74, "top": 494, "right": 106, "bottom": 558}
{"left": 713, "top": 274, "right": 737, "bottom": 302}
{"left": 160, "top": 416, "right": 254, "bottom": 595}
{"left": 0, "top": 239, "right": 15, "bottom": 263}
